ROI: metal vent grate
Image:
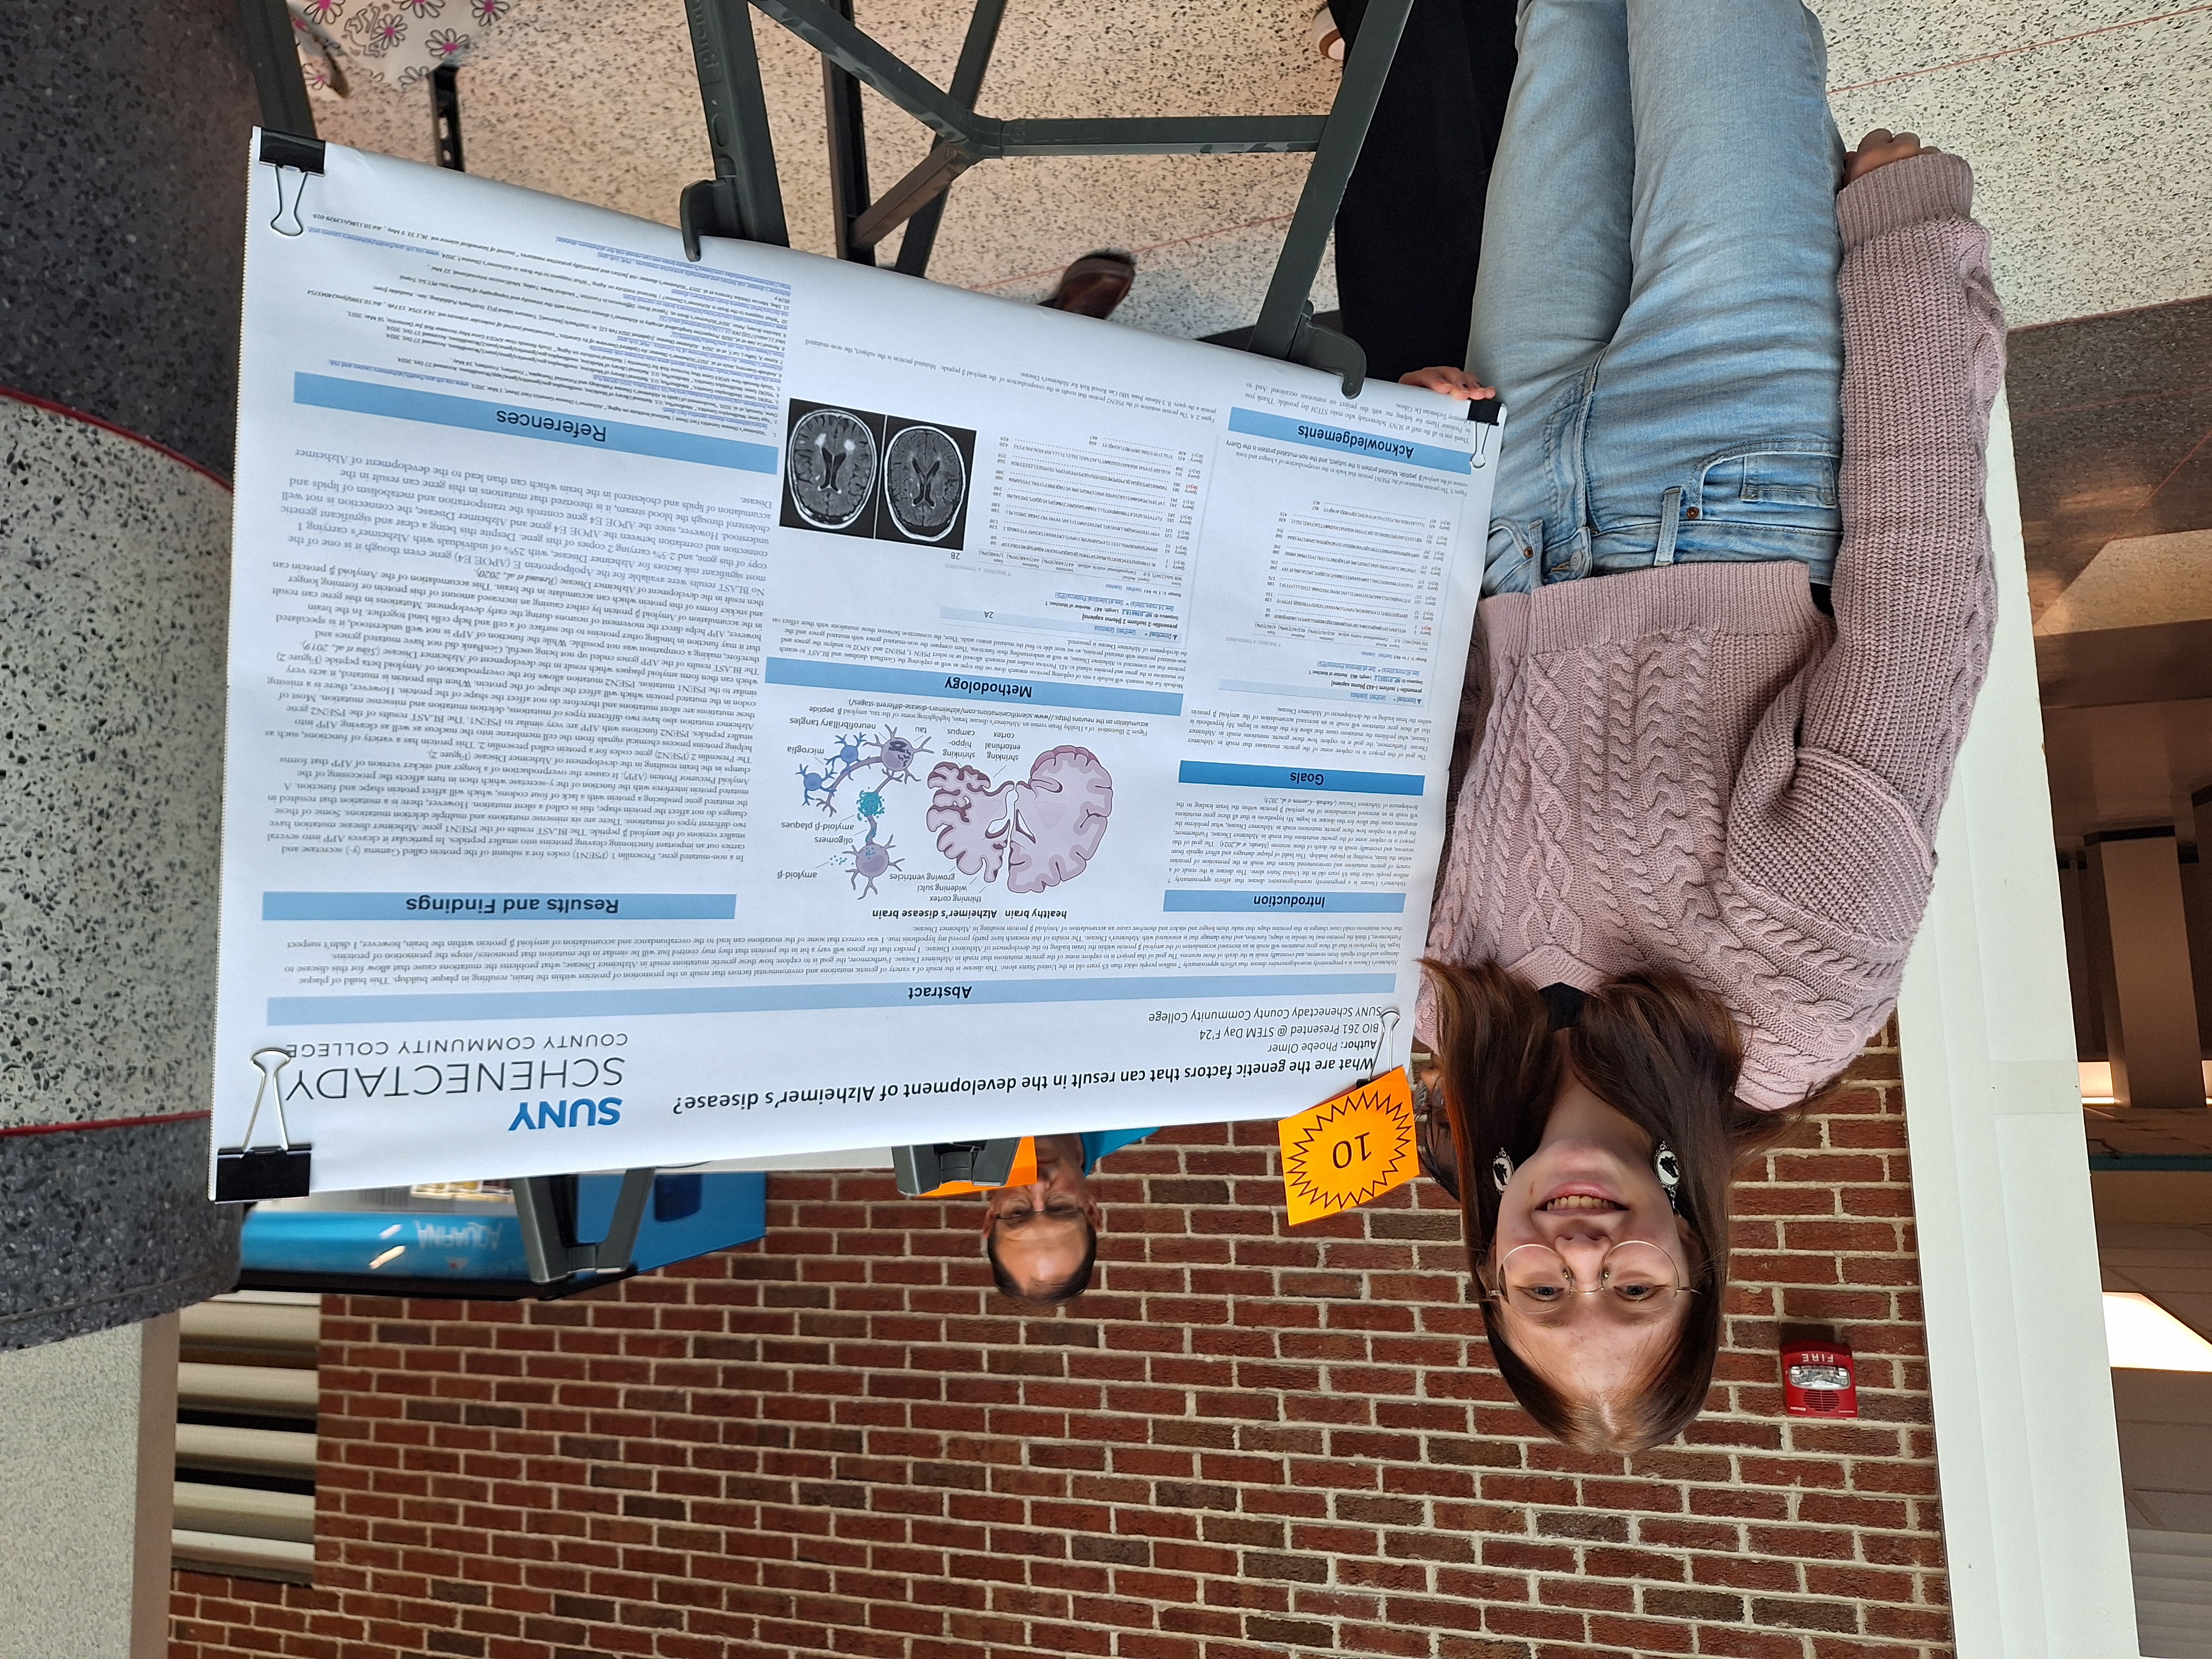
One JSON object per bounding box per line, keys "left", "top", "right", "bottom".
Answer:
{"left": 172, "top": 1290, "right": 318, "bottom": 1583}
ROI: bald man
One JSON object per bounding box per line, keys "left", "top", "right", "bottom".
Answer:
{"left": 981, "top": 1128, "right": 1155, "bottom": 1304}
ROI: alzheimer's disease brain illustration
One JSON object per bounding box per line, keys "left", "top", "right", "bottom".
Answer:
{"left": 924, "top": 747, "right": 1114, "bottom": 893}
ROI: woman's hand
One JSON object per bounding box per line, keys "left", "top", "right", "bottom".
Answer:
{"left": 1400, "top": 365, "right": 1497, "bottom": 402}
{"left": 1844, "top": 128, "right": 1936, "bottom": 185}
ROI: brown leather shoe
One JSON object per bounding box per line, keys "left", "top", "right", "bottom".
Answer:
{"left": 1039, "top": 249, "right": 1136, "bottom": 319}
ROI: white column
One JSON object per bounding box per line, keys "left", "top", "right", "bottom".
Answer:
{"left": 2090, "top": 828, "right": 2205, "bottom": 1109}
{"left": 1896, "top": 392, "right": 2138, "bottom": 1658}
{"left": 0, "top": 1315, "right": 178, "bottom": 1659}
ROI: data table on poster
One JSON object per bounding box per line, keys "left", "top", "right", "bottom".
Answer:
{"left": 214, "top": 134, "right": 1499, "bottom": 1191}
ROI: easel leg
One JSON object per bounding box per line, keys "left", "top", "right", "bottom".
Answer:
{"left": 682, "top": 0, "right": 790, "bottom": 249}
{"left": 1248, "top": 0, "right": 1416, "bottom": 362}
{"left": 892, "top": 0, "right": 1008, "bottom": 278}
{"left": 237, "top": 0, "right": 317, "bottom": 138}
{"left": 825, "top": 0, "right": 874, "bottom": 263}
{"left": 432, "top": 63, "right": 465, "bottom": 171}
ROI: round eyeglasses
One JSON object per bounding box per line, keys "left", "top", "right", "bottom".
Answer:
{"left": 1485, "top": 1240, "right": 1695, "bottom": 1311}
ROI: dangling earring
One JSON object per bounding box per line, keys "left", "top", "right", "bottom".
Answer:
{"left": 1491, "top": 1148, "right": 1514, "bottom": 1193}
{"left": 1654, "top": 1141, "right": 1681, "bottom": 1212}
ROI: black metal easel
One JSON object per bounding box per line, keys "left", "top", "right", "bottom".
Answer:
{"left": 240, "top": 0, "right": 1406, "bottom": 391}
{"left": 679, "top": 0, "right": 1411, "bottom": 394}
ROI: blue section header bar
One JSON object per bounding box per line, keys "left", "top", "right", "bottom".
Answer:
{"left": 262, "top": 892, "right": 737, "bottom": 922}
{"left": 293, "top": 373, "right": 779, "bottom": 473}
{"left": 1163, "top": 891, "right": 1407, "bottom": 914}
{"left": 1227, "top": 407, "right": 1472, "bottom": 474}
{"left": 1178, "top": 760, "right": 1423, "bottom": 797}
{"left": 268, "top": 972, "right": 1396, "bottom": 1026}
{"left": 767, "top": 657, "right": 1183, "bottom": 716}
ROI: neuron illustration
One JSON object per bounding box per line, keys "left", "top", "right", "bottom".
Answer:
{"left": 798, "top": 726, "right": 931, "bottom": 812}
{"left": 924, "top": 747, "right": 1114, "bottom": 894}
{"left": 838, "top": 789, "right": 903, "bottom": 897}
{"left": 797, "top": 727, "right": 933, "bottom": 899}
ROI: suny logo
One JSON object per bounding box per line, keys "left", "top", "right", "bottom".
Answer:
{"left": 506, "top": 1097, "right": 622, "bottom": 1131}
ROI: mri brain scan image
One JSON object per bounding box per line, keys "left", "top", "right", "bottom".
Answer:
{"left": 883, "top": 424, "right": 968, "bottom": 542}
{"left": 786, "top": 408, "right": 878, "bottom": 530}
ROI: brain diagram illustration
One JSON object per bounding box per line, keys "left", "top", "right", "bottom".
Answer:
{"left": 924, "top": 747, "right": 1115, "bottom": 895}
{"left": 797, "top": 732, "right": 1115, "bottom": 899}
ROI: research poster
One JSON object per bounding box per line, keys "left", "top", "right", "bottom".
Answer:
{"left": 213, "top": 134, "right": 1499, "bottom": 1191}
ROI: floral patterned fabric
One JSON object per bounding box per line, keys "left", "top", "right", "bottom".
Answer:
{"left": 289, "top": 0, "right": 529, "bottom": 94}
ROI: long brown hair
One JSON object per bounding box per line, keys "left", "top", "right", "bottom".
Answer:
{"left": 1423, "top": 959, "right": 1811, "bottom": 1455}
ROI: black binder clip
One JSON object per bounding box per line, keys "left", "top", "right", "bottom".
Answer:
{"left": 258, "top": 130, "right": 325, "bottom": 239}
{"left": 216, "top": 1046, "right": 314, "bottom": 1203}
{"left": 892, "top": 1138, "right": 1025, "bottom": 1197}
{"left": 1465, "top": 395, "right": 1503, "bottom": 467}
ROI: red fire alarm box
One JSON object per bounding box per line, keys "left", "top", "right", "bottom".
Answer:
{"left": 1782, "top": 1339, "right": 1858, "bottom": 1418}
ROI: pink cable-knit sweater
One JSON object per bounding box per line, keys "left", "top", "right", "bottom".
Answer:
{"left": 1423, "top": 152, "right": 2008, "bottom": 1111}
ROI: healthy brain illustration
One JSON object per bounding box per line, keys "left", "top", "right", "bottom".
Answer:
{"left": 924, "top": 747, "right": 1114, "bottom": 893}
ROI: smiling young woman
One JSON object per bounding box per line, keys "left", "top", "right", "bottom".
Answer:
{"left": 1418, "top": 961, "right": 1819, "bottom": 1454}
{"left": 1391, "top": 0, "right": 2002, "bottom": 1454}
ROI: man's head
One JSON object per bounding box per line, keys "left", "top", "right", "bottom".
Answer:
{"left": 981, "top": 1133, "right": 1101, "bottom": 1303}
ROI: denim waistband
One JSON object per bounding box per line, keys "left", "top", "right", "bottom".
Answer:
{"left": 1480, "top": 441, "right": 1842, "bottom": 596}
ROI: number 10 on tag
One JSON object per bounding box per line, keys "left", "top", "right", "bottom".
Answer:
{"left": 1277, "top": 1067, "right": 1419, "bottom": 1225}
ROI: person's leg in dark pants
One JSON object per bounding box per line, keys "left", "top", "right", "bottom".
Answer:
{"left": 1330, "top": 0, "right": 1517, "bottom": 383}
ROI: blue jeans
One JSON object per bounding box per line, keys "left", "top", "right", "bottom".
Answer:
{"left": 1468, "top": 0, "right": 1846, "bottom": 596}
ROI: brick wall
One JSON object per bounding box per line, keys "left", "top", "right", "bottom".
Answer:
{"left": 171, "top": 1024, "right": 1950, "bottom": 1659}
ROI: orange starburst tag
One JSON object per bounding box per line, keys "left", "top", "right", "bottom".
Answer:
{"left": 1277, "top": 1068, "right": 1417, "bottom": 1225}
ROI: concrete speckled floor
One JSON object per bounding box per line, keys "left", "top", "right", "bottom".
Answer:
{"left": 303, "top": 0, "right": 1341, "bottom": 341}
{"left": 1820, "top": 0, "right": 2212, "bottom": 328}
